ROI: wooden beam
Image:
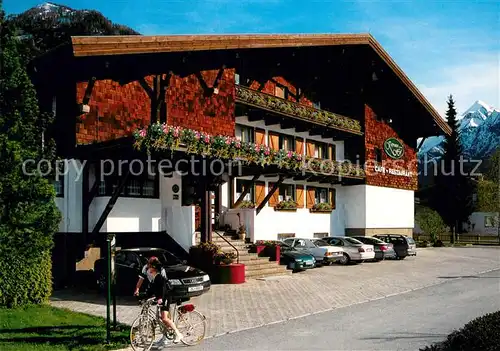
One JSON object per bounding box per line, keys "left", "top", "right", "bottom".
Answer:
{"left": 232, "top": 174, "right": 260, "bottom": 208}
{"left": 295, "top": 124, "right": 308, "bottom": 133}
{"left": 264, "top": 116, "right": 280, "bottom": 126}
{"left": 82, "top": 77, "right": 96, "bottom": 105}
{"left": 247, "top": 110, "right": 265, "bottom": 122}
{"left": 256, "top": 175, "right": 285, "bottom": 215}
{"left": 309, "top": 128, "right": 323, "bottom": 136}
{"left": 91, "top": 169, "right": 131, "bottom": 237}
{"left": 280, "top": 120, "right": 295, "bottom": 130}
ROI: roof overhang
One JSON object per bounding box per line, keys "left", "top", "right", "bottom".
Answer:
{"left": 33, "top": 33, "right": 451, "bottom": 137}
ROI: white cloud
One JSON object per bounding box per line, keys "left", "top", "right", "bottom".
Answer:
{"left": 417, "top": 53, "right": 500, "bottom": 117}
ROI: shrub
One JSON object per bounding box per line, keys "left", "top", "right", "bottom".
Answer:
{"left": 416, "top": 206, "right": 447, "bottom": 244}
{"left": 420, "top": 311, "right": 500, "bottom": 351}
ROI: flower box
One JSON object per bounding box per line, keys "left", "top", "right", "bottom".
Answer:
{"left": 274, "top": 208, "right": 297, "bottom": 212}
{"left": 309, "top": 209, "right": 333, "bottom": 213}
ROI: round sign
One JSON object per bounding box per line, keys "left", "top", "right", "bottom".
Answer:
{"left": 383, "top": 138, "right": 404, "bottom": 159}
{"left": 172, "top": 184, "right": 180, "bottom": 193}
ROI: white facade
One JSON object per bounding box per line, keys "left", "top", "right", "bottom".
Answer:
{"left": 54, "top": 160, "right": 197, "bottom": 251}
{"left": 466, "top": 212, "right": 499, "bottom": 235}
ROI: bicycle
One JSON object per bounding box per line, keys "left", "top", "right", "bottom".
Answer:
{"left": 130, "top": 294, "right": 207, "bottom": 350}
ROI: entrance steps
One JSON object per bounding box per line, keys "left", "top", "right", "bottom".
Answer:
{"left": 194, "top": 232, "right": 291, "bottom": 279}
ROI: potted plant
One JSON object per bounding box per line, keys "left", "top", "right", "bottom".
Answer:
{"left": 274, "top": 199, "right": 298, "bottom": 211}
{"left": 238, "top": 200, "right": 255, "bottom": 209}
{"left": 214, "top": 251, "right": 237, "bottom": 265}
{"left": 310, "top": 202, "right": 333, "bottom": 213}
{"left": 189, "top": 241, "right": 220, "bottom": 269}
{"left": 253, "top": 240, "right": 267, "bottom": 256}
{"left": 237, "top": 224, "right": 246, "bottom": 240}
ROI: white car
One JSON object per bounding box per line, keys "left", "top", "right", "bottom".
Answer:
{"left": 322, "top": 236, "right": 375, "bottom": 264}
{"left": 282, "top": 238, "right": 343, "bottom": 265}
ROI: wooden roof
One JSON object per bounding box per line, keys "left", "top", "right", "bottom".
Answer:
{"left": 69, "top": 33, "right": 450, "bottom": 135}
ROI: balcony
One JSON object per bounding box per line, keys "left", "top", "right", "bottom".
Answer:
{"left": 235, "top": 85, "right": 363, "bottom": 136}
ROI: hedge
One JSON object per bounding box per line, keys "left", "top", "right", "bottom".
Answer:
{"left": 420, "top": 311, "right": 500, "bottom": 351}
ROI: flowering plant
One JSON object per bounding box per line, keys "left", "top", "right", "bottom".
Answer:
{"left": 275, "top": 199, "right": 298, "bottom": 210}
{"left": 133, "top": 122, "right": 365, "bottom": 178}
{"left": 311, "top": 202, "right": 333, "bottom": 212}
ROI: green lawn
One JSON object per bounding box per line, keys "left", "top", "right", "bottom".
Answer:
{"left": 0, "top": 305, "right": 129, "bottom": 351}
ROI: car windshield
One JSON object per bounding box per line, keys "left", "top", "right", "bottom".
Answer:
{"left": 406, "top": 237, "right": 415, "bottom": 244}
{"left": 139, "top": 250, "right": 182, "bottom": 266}
{"left": 313, "top": 239, "right": 329, "bottom": 246}
{"left": 344, "top": 237, "right": 363, "bottom": 245}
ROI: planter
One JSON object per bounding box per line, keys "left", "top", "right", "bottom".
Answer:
{"left": 309, "top": 209, "right": 333, "bottom": 213}
{"left": 256, "top": 245, "right": 266, "bottom": 256}
{"left": 238, "top": 233, "right": 246, "bottom": 240}
{"left": 265, "top": 245, "right": 281, "bottom": 263}
{"left": 274, "top": 208, "right": 297, "bottom": 212}
{"left": 213, "top": 263, "right": 245, "bottom": 284}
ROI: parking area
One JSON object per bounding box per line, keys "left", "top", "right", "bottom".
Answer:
{"left": 51, "top": 247, "right": 500, "bottom": 338}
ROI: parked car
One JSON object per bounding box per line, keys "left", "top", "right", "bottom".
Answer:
{"left": 351, "top": 236, "right": 397, "bottom": 261}
{"left": 311, "top": 239, "right": 344, "bottom": 264}
{"left": 373, "top": 235, "right": 417, "bottom": 259}
{"left": 282, "top": 238, "right": 343, "bottom": 265}
{"left": 321, "top": 236, "right": 375, "bottom": 264}
{"left": 277, "top": 241, "right": 316, "bottom": 272}
{"left": 94, "top": 247, "right": 211, "bottom": 299}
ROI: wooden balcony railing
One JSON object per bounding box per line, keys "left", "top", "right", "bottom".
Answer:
{"left": 235, "top": 85, "right": 363, "bottom": 135}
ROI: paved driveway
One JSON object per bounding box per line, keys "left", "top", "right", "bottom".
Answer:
{"left": 51, "top": 247, "right": 500, "bottom": 338}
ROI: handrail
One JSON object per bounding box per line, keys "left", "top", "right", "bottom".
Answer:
{"left": 213, "top": 230, "right": 240, "bottom": 264}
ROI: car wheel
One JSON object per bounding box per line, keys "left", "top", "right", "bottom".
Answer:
{"left": 338, "top": 253, "right": 350, "bottom": 265}
{"left": 397, "top": 255, "right": 406, "bottom": 260}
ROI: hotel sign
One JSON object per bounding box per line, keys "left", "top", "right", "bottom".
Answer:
{"left": 384, "top": 138, "right": 404, "bottom": 159}
{"left": 374, "top": 165, "right": 413, "bottom": 177}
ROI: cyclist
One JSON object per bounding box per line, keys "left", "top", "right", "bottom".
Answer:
{"left": 133, "top": 256, "right": 165, "bottom": 296}
{"left": 146, "top": 259, "right": 183, "bottom": 343}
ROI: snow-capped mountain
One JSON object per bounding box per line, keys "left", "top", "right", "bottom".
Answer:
{"left": 418, "top": 100, "right": 500, "bottom": 162}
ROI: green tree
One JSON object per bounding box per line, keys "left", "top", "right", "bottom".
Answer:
{"left": 0, "top": 9, "right": 61, "bottom": 307}
{"left": 416, "top": 206, "right": 447, "bottom": 244}
{"left": 431, "top": 95, "right": 474, "bottom": 241}
{"left": 477, "top": 150, "right": 500, "bottom": 232}
{"left": 485, "top": 147, "right": 500, "bottom": 183}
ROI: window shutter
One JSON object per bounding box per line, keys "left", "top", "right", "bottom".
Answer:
{"left": 306, "top": 141, "right": 315, "bottom": 157}
{"left": 330, "top": 188, "right": 336, "bottom": 209}
{"left": 255, "top": 181, "right": 265, "bottom": 206}
{"left": 306, "top": 186, "right": 315, "bottom": 209}
{"left": 329, "top": 145, "right": 335, "bottom": 160}
{"left": 268, "top": 182, "right": 279, "bottom": 207}
{"left": 268, "top": 132, "right": 279, "bottom": 151}
{"left": 296, "top": 185, "right": 304, "bottom": 208}
{"left": 295, "top": 138, "right": 304, "bottom": 154}
{"left": 255, "top": 128, "right": 266, "bottom": 145}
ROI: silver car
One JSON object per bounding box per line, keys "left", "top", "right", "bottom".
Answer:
{"left": 322, "top": 236, "right": 375, "bottom": 265}
{"left": 282, "top": 238, "right": 343, "bottom": 265}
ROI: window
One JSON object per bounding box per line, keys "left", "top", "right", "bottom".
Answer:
{"left": 314, "top": 233, "right": 328, "bottom": 238}
{"left": 235, "top": 179, "right": 254, "bottom": 202}
{"left": 330, "top": 144, "right": 336, "bottom": 161}
{"left": 97, "top": 164, "right": 159, "bottom": 198}
{"left": 315, "top": 188, "right": 328, "bottom": 204}
{"left": 235, "top": 124, "right": 254, "bottom": 143}
{"left": 279, "top": 233, "right": 295, "bottom": 240}
{"left": 314, "top": 142, "right": 328, "bottom": 159}
{"left": 279, "top": 134, "right": 295, "bottom": 151}
{"left": 375, "top": 148, "right": 383, "bottom": 163}
{"left": 485, "top": 215, "right": 497, "bottom": 228}
{"left": 235, "top": 73, "right": 240, "bottom": 85}
{"left": 275, "top": 85, "right": 285, "bottom": 98}
{"left": 278, "top": 184, "right": 295, "bottom": 202}
{"left": 313, "top": 101, "right": 321, "bottom": 109}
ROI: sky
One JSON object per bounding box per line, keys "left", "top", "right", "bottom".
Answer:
{"left": 5, "top": 0, "right": 500, "bottom": 118}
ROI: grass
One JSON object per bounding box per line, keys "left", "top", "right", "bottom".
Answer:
{"left": 0, "top": 305, "right": 129, "bottom": 351}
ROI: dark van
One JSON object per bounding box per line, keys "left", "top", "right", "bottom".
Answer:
{"left": 373, "top": 235, "right": 417, "bottom": 260}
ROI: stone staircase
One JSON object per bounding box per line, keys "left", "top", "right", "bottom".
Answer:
{"left": 194, "top": 232, "right": 291, "bottom": 279}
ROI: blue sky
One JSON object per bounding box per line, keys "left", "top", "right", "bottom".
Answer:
{"left": 5, "top": 0, "right": 499, "bottom": 117}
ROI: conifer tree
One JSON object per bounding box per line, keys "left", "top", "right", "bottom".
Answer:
{"left": 0, "top": 8, "right": 61, "bottom": 307}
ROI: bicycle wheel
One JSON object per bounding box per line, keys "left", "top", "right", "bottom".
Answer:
{"left": 176, "top": 310, "right": 207, "bottom": 346}
{"left": 130, "top": 314, "right": 156, "bottom": 351}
